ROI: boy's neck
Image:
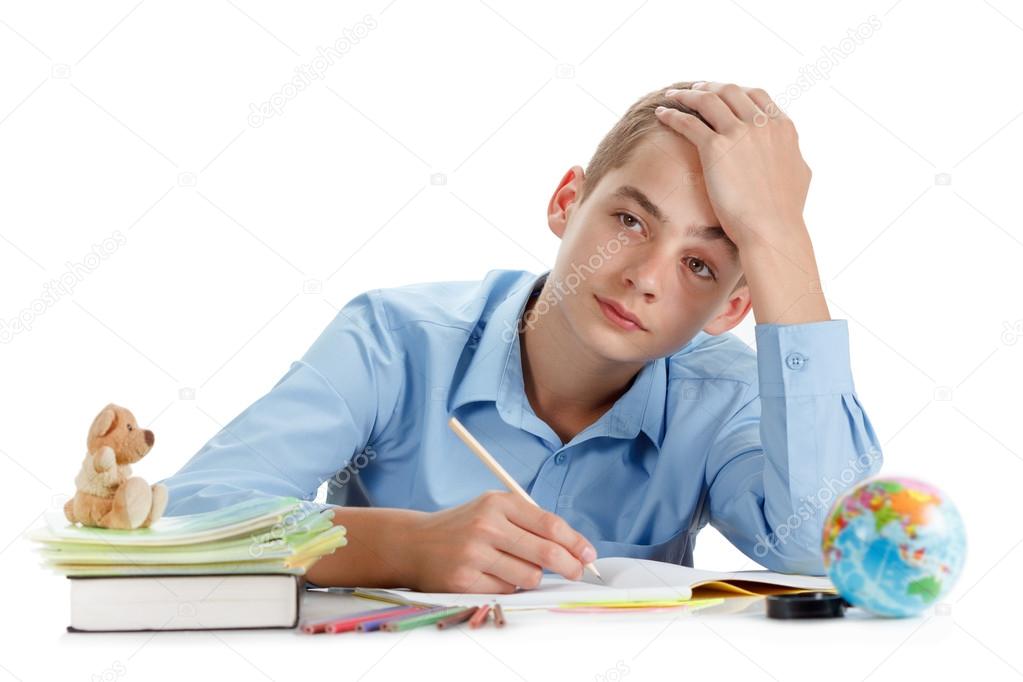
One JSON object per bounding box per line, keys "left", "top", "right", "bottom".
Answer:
{"left": 517, "top": 277, "right": 646, "bottom": 442}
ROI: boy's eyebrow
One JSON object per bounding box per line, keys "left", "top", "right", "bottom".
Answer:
{"left": 611, "top": 184, "right": 740, "bottom": 263}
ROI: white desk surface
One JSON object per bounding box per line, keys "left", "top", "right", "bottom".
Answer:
{"left": 13, "top": 583, "right": 1017, "bottom": 682}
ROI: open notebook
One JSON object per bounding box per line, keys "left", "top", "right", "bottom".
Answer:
{"left": 358, "top": 557, "right": 834, "bottom": 609}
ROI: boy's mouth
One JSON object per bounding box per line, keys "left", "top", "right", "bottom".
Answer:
{"left": 594, "top": 295, "right": 646, "bottom": 331}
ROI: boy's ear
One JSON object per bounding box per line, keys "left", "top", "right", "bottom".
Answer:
{"left": 547, "top": 165, "right": 585, "bottom": 239}
{"left": 702, "top": 283, "right": 753, "bottom": 336}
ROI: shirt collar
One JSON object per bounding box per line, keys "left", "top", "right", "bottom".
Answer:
{"left": 448, "top": 269, "right": 710, "bottom": 451}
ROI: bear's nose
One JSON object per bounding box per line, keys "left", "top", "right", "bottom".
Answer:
{"left": 144, "top": 430, "right": 154, "bottom": 447}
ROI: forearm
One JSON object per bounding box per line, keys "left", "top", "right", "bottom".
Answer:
{"left": 738, "top": 222, "right": 831, "bottom": 325}
{"left": 305, "top": 506, "right": 425, "bottom": 588}
{"left": 709, "top": 321, "right": 884, "bottom": 575}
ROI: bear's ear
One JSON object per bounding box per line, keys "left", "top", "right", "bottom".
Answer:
{"left": 89, "top": 405, "right": 118, "bottom": 440}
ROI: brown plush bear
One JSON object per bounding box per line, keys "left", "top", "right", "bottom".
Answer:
{"left": 63, "top": 403, "right": 168, "bottom": 530}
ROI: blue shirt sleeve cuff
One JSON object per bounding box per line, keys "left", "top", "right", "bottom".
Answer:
{"left": 754, "top": 319, "right": 856, "bottom": 398}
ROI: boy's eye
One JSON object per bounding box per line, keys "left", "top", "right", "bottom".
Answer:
{"left": 127, "top": 424, "right": 133, "bottom": 431}
{"left": 615, "top": 211, "right": 716, "bottom": 281}
{"left": 615, "top": 211, "right": 643, "bottom": 232}
{"left": 684, "top": 256, "right": 715, "bottom": 281}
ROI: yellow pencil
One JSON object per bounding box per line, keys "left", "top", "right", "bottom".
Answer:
{"left": 447, "top": 415, "right": 603, "bottom": 582}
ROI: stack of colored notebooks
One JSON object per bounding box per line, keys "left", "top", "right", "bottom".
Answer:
{"left": 30, "top": 496, "right": 346, "bottom": 632}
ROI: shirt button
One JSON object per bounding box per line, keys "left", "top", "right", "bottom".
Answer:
{"left": 554, "top": 453, "right": 567, "bottom": 465}
{"left": 785, "top": 352, "right": 808, "bottom": 370}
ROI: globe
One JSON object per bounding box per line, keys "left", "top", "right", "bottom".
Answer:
{"left": 821, "top": 476, "right": 966, "bottom": 618}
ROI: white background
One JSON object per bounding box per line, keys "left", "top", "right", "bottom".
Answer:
{"left": 1, "top": 0, "right": 1021, "bottom": 680}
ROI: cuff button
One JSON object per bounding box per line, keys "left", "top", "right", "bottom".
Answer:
{"left": 785, "top": 352, "right": 808, "bottom": 370}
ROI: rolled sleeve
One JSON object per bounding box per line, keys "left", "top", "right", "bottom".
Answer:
{"left": 705, "top": 319, "right": 883, "bottom": 575}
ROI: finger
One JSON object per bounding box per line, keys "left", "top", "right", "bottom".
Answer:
{"left": 655, "top": 106, "right": 715, "bottom": 148}
{"left": 664, "top": 88, "right": 739, "bottom": 133}
{"left": 696, "top": 82, "right": 764, "bottom": 123}
{"left": 499, "top": 506, "right": 594, "bottom": 577}
{"left": 744, "top": 86, "right": 788, "bottom": 122}
{"left": 480, "top": 548, "right": 544, "bottom": 590}
{"left": 493, "top": 523, "right": 584, "bottom": 580}
{"left": 503, "top": 500, "right": 596, "bottom": 562}
{"left": 459, "top": 568, "right": 519, "bottom": 594}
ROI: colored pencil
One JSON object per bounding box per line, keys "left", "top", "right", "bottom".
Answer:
{"left": 356, "top": 605, "right": 448, "bottom": 632}
{"left": 448, "top": 416, "right": 602, "bottom": 582}
{"left": 436, "top": 606, "right": 479, "bottom": 629}
{"left": 302, "top": 605, "right": 414, "bottom": 634}
{"left": 381, "top": 606, "right": 466, "bottom": 632}
{"left": 469, "top": 603, "right": 492, "bottom": 628}
{"left": 351, "top": 588, "right": 439, "bottom": 609}
{"left": 328, "top": 606, "right": 423, "bottom": 633}
{"left": 492, "top": 602, "right": 506, "bottom": 627}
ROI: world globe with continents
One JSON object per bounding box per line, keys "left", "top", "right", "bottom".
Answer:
{"left": 822, "top": 476, "right": 966, "bottom": 617}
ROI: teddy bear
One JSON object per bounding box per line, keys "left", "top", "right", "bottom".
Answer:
{"left": 63, "top": 403, "right": 168, "bottom": 530}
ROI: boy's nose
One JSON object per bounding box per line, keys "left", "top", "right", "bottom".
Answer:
{"left": 144, "top": 430, "right": 154, "bottom": 447}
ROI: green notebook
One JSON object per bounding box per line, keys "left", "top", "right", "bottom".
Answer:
{"left": 32, "top": 496, "right": 347, "bottom": 576}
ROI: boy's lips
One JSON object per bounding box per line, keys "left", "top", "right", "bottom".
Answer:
{"left": 594, "top": 295, "right": 646, "bottom": 331}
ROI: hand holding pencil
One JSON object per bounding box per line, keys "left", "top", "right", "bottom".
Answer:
{"left": 392, "top": 417, "right": 600, "bottom": 594}
{"left": 448, "top": 416, "right": 602, "bottom": 583}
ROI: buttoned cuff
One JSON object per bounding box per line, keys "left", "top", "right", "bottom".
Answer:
{"left": 754, "top": 319, "right": 855, "bottom": 398}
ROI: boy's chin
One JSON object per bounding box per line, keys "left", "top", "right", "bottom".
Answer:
{"left": 581, "top": 326, "right": 659, "bottom": 365}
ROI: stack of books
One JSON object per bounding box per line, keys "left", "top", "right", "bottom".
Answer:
{"left": 31, "top": 496, "right": 346, "bottom": 632}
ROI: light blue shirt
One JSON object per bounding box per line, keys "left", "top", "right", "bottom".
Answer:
{"left": 161, "top": 268, "right": 883, "bottom": 576}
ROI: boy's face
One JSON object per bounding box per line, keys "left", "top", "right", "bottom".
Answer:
{"left": 545, "top": 128, "right": 752, "bottom": 362}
